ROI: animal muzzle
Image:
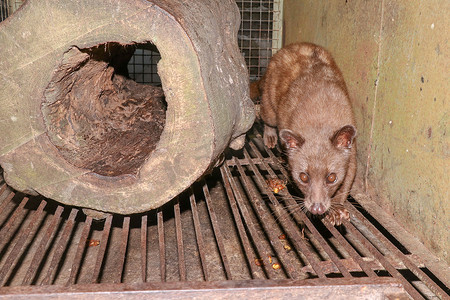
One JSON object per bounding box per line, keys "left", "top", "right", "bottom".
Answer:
{"left": 309, "top": 203, "right": 327, "bottom": 215}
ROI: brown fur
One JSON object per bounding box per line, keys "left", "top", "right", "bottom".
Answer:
{"left": 254, "top": 42, "right": 357, "bottom": 225}
{"left": 249, "top": 80, "right": 262, "bottom": 101}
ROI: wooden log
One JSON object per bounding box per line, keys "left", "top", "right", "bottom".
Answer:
{"left": 0, "top": 0, "right": 255, "bottom": 214}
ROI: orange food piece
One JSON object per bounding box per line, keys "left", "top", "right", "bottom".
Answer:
{"left": 272, "top": 263, "right": 281, "bottom": 270}
{"left": 254, "top": 258, "right": 264, "bottom": 266}
{"left": 265, "top": 178, "right": 286, "bottom": 194}
{"left": 87, "top": 239, "right": 100, "bottom": 247}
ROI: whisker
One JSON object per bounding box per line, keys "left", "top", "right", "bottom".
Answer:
{"left": 276, "top": 193, "right": 305, "bottom": 202}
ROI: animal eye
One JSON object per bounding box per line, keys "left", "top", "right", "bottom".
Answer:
{"left": 326, "top": 173, "right": 337, "bottom": 184}
{"left": 299, "top": 172, "right": 309, "bottom": 183}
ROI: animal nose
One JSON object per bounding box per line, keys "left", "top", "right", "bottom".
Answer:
{"left": 310, "top": 203, "right": 326, "bottom": 215}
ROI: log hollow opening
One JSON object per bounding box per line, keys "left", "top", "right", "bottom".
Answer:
{"left": 42, "top": 42, "right": 167, "bottom": 177}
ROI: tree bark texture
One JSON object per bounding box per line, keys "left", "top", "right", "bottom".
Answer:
{"left": 0, "top": 0, "right": 255, "bottom": 214}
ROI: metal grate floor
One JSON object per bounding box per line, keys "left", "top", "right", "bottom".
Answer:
{"left": 0, "top": 125, "right": 448, "bottom": 299}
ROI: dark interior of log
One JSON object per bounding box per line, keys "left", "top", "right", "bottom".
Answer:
{"left": 42, "top": 42, "right": 166, "bottom": 177}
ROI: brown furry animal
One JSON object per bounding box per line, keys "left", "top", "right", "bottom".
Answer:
{"left": 253, "top": 42, "right": 357, "bottom": 225}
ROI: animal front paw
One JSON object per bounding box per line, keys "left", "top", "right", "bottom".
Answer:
{"left": 326, "top": 207, "right": 350, "bottom": 226}
{"left": 263, "top": 125, "right": 278, "bottom": 148}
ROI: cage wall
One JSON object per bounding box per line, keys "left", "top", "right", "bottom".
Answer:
{"left": 125, "top": 0, "right": 284, "bottom": 85}
{"left": 283, "top": 0, "right": 449, "bottom": 264}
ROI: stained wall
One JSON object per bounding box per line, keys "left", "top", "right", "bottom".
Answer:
{"left": 283, "top": 0, "right": 449, "bottom": 262}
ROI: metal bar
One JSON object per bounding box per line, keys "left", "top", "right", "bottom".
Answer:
{"left": 140, "top": 214, "right": 148, "bottom": 283}
{"left": 40, "top": 208, "right": 78, "bottom": 285}
{"left": 22, "top": 205, "right": 65, "bottom": 285}
{"left": 247, "top": 139, "right": 288, "bottom": 178}
{"left": 174, "top": 199, "right": 186, "bottom": 281}
{"left": 0, "top": 183, "right": 7, "bottom": 198}
{"left": 250, "top": 126, "right": 291, "bottom": 181}
{"left": 238, "top": 152, "right": 324, "bottom": 279}
{"left": 344, "top": 201, "right": 449, "bottom": 299}
{"left": 157, "top": 210, "right": 166, "bottom": 282}
{"left": 0, "top": 194, "right": 26, "bottom": 249}
{"left": 0, "top": 199, "right": 46, "bottom": 287}
{"left": 189, "top": 189, "right": 209, "bottom": 281}
{"left": 91, "top": 214, "right": 113, "bottom": 284}
{"left": 202, "top": 180, "right": 233, "bottom": 280}
{"left": 285, "top": 200, "right": 353, "bottom": 278}
{"left": 340, "top": 218, "right": 425, "bottom": 300}
{"left": 225, "top": 157, "right": 273, "bottom": 167}
{"left": 246, "top": 141, "right": 352, "bottom": 278}
{"left": 321, "top": 219, "right": 378, "bottom": 278}
{"left": 113, "top": 217, "right": 130, "bottom": 283}
{"left": 220, "top": 165, "right": 265, "bottom": 280}
{"left": 228, "top": 158, "right": 288, "bottom": 279}
{"left": 67, "top": 216, "right": 93, "bottom": 285}
{"left": 0, "top": 277, "right": 408, "bottom": 299}
{"left": 299, "top": 256, "right": 388, "bottom": 274}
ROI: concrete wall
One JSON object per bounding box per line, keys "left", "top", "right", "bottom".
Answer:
{"left": 283, "top": 0, "right": 449, "bottom": 263}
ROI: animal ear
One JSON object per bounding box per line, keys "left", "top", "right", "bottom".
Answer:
{"left": 331, "top": 125, "right": 356, "bottom": 150}
{"left": 279, "top": 129, "right": 305, "bottom": 149}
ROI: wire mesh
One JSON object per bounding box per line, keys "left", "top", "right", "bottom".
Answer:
{"left": 0, "top": 0, "right": 9, "bottom": 21}
{"left": 236, "top": 0, "right": 283, "bottom": 81}
{"left": 0, "top": 0, "right": 24, "bottom": 21}
{"left": 127, "top": 47, "right": 162, "bottom": 85}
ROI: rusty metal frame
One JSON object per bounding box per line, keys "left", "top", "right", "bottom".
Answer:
{"left": 0, "top": 278, "right": 408, "bottom": 299}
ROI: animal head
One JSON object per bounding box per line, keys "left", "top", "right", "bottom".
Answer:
{"left": 279, "top": 125, "right": 356, "bottom": 215}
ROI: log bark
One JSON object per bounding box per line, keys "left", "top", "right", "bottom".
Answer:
{"left": 0, "top": 0, "right": 255, "bottom": 214}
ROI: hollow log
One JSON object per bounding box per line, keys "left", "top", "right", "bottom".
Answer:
{"left": 0, "top": 0, "right": 255, "bottom": 214}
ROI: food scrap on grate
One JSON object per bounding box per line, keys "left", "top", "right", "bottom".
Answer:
{"left": 254, "top": 255, "right": 283, "bottom": 271}
{"left": 265, "top": 178, "right": 287, "bottom": 194}
{"left": 87, "top": 239, "right": 100, "bottom": 247}
{"left": 254, "top": 258, "right": 264, "bottom": 266}
{"left": 272, "top": 263, "right": 281, "bottom": 270}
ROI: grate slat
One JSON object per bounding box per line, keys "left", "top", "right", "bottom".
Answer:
{"left": 0, "top": 183, "right": 8, "bottom": 199}
{"left": 157, "top": 210, "right": 166, "bottom": 282}
{"left": 140, "top": 215, "right": 148, "bottom": 282}
{"left": 0, "top": 199, "right": 46, "bottom": 286}
{"left": 67, "top": 216, "right": 93, "bottom": 285}
{"left": 234, "top": 157, "right": 304, "bottom": 279}
{"left": 113, "top": 216, "right": 130, "bottom": 283}
{"left": 0, "top": 194, "right": 26, "bottom": 250}
{"left": 22, "top": 205, "right": 65, "bottom": 285}
{"left": 341, "top": 218, "right": 426, "bottom": 300}
{"left": 239, "top": 151, "right": 325, "bottom": 279}
{"left": 220, "top": 165, "right": 266, "bottom": 280}
{"left": 225, "top": 162, "right": 282, "bottom": 279}
{"left": 202, "top": 180, "right": 233, "bottom": 280}
{"left": 344, "top": 201, "right": 450, "bottom": 298}
{"left": 189, "top": 189, "right": 209, "bottom": 281}
{"left": 321, "top": 219, "right": 378, "bottom": 278}
{"left": 40, "top": 208, "right": 78, "bottom": 286}
{"left": 90, "top": 214, "right": 113, "bottom": 284}
{"left": 174, "top": 199, "right": 187, "bottom": 281}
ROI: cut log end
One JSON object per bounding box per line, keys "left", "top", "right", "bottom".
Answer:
{"left": 41, "top": 43, "right": 166, "bottom": 177}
